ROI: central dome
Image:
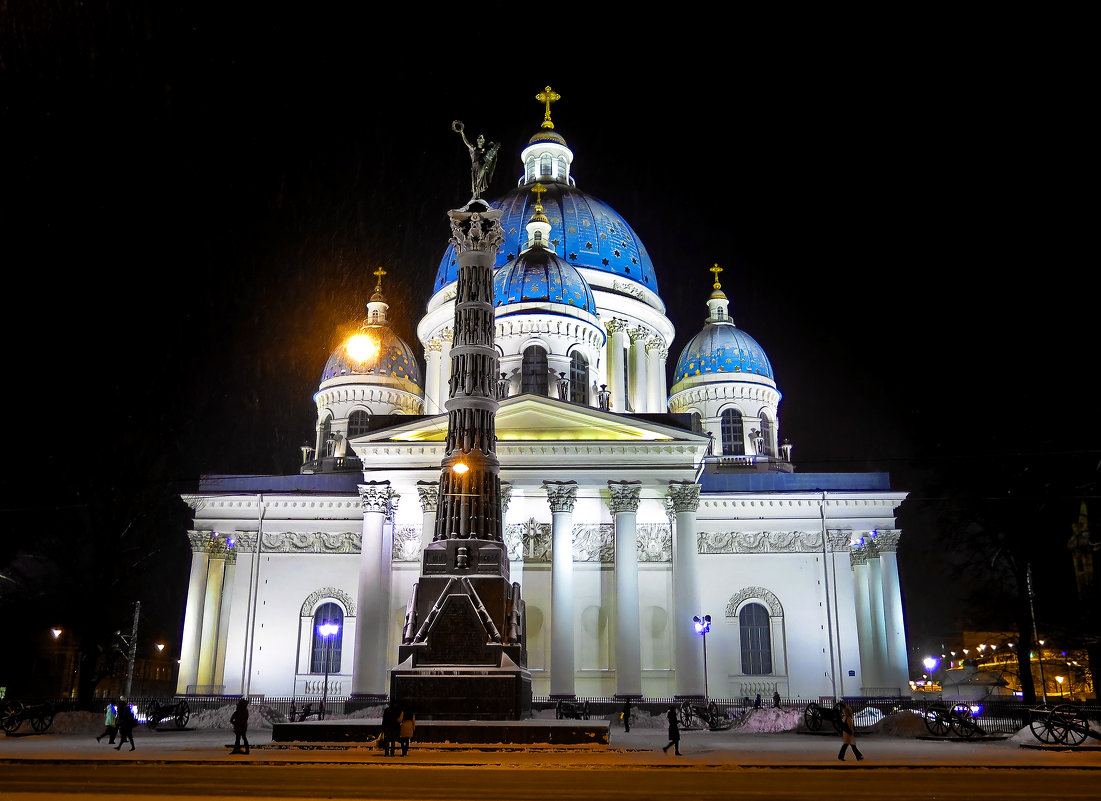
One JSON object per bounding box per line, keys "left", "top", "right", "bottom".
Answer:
{"left": 493, "top": 247, "right": 597, "bottom": 313}
{"left": 672, "top": 324, "right": 775, "bottom": 386}
{"left": 435, "top": 183, "right": 658, "bottom": 293}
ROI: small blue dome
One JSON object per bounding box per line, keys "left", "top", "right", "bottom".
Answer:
{"left": 672, "top": 323, "right": 775, "bottom": 385}
{"left": 494, "top": 248, "right": 597, "bottom": 313}
{"left": 320, "top": 326, "right": 423, "bottom": 389}
{"left": 435, "top": 183, "right": 657, "bottom": 292}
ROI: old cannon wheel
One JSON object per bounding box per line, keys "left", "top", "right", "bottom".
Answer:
{"left": 803, "top": 703, "right": 822, "bottom": 731}
{"left": 677, "top": 701, "right": 693, "bottom": 729}
{"left": 925, "top": 707, "right": 949, "bottom": 736}
{"left": 145, "top": 701, "right": 161, "bottom": 730}
{"left": 31, "top": 708, "right": 54, "bottom": 733}
{"left": 950, "top": 704, "right": 977, "bottom": 738}
{"left": 174, "top": 700, "right": 191, "bottom": 729}
{"left": 831, "top": 701, "right": 845, "bottom": 734}
{"left": 1028, "top": 705, "right": 1060, "bottom": 744}
{"left": 1052, "top": 705, "right": 1088, "bottom": 746}
{"left": 1, "top": 702, "right": 22, "bottom": 733}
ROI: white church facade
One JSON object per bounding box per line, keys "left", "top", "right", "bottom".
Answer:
{"left": 177, "top": 96, "right": 909, "bottom": 703}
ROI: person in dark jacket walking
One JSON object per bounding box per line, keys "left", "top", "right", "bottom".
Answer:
{"left": 380, "top": 703, "right": 403, "bottom": 757}
{"left": 837, "top": 703, "right": 864, "bottom": 761}
{"left": 230, "top": 698, "right": 250, "bottom": 754}
{"left": 114, "top": 698, "right": 136, "bottom": 751}
{"left": 754, "top": 693, "right": 762, "bottom": 709}
{"left": 772, "top": 691, "right": 781, "bottom": 708}
{"left": 96, "top": 702, "right": 118, "bottom": 744}
{"left": 661, "top": 705, "right": 681, "bottom": 755}
{"left": 622, "top": 699, "right": 632, "bottom": 733}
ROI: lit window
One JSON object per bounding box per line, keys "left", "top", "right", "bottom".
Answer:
{"left": 310, "top": 603, "right": 343, "bottom": 674}
{"left": 721, "top": 409, "right": 744, "bottom": 455}
{"left": 740, "top": 603, "right": 772, "bottom": 674}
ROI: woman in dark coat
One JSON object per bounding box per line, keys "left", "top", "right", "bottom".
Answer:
{"left": 114, "top": 698, "right": 136, "bottom": 751}
{"left": 661, "top": 705, "right": 681, "bottom": 755}
{"left": 837, "top": 704, "right": 863, "bottom": 761}
{"left": 230, "top": 698, "right": 250, "bottom": 754}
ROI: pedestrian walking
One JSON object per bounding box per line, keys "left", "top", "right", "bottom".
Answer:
{"left": 622, "top": 699, "right": 632, "bottom": 733}
{"left": 114, "top": 698, "right": 136, "bottom": 752}
{"left": 754, "top": 693, "right": 762, "bottom": 709}
{"left": 381, "top": 703, "right": 403, "bottom": 757}
{"left": 398, "top": 705, "right": 416, "bottom": 756}
{"left": 772, "top": 690, "right": 781, "bottom": 708}
{"left": 661, "top": 705, "right": 681, "bottom": 755}
{"left": 95, "top": 702, "right": 118, "bottom": 744}
{"left": 837, "top": 703, "right": 864, "bottom": 761}
{"left": 230, "top": 698, "right": 250, "bottom": 754}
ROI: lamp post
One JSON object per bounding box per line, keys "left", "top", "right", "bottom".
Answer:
{"left": 317, "top": 622, "right": 340, "bottom": 721}
{"left": 1055, "top": 676, "right": 1064, "bottom": 698}
{"left": 693, "top": 615, "right": 712, "bottom": 700}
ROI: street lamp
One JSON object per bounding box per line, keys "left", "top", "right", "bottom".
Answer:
{"left": 693, "top": 615, "right": 711, "bottom": 700}
{"left": 923, "top": 656, "right": 940, "bottom": 673}
{"left": 317, "top": 622, "right": 340, "bottom": 721}
{"left": 1055, "top": 676, "right": 1064, "bottom": 698}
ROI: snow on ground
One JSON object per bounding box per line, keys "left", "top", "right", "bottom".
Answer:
{"left": 870, "top": 710, "right": 928, "bottom": 738}
{"left": 47, "top": 711, "right": 104, "bottom": 736}
{"left": 188, "top": 703, "right": 287, "bottom": 730}
{"left": 733, "top": 707, "right": 803, "bottom": 733}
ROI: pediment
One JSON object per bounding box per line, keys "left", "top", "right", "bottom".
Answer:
{"left": 353, "top": 394, "right": 704, "bottom": 445}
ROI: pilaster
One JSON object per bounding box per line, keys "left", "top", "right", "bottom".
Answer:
{"left": 668, "top": 481, "right": 704, "bottom": 697}
{"left": 608, "top": 480, "right": 642, "bottom": 697}
{"left": 545, "top": 480, "right": 578, "bottom": 698}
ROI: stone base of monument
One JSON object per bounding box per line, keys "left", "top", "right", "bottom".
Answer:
{"left": 271, "top": 718, "right": 609, "bottom": 746}
{"left": 389, "top": 657, "right": 532, "bottom": 721}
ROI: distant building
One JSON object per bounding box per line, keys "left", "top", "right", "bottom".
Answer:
{"left": 177, "top": 93, "right": 910, "bottom": 703}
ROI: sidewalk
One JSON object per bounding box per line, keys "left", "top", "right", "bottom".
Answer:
{"left": 2, "top": 727, "right": 1099, "bottom": 769}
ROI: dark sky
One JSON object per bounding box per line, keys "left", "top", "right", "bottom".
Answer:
{"left": 2, "top": 6, "right": 1094, "bottom": 654}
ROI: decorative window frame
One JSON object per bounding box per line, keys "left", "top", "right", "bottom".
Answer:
{"left": 725, "top": 587, "right": 786, "bottom": 681}
{"left": 297, "top": 588, "right": 356, "bottom": 676}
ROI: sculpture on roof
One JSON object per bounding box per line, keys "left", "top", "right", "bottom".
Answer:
{"left": 452, "top": 120, "right": 499, "bottom": 200}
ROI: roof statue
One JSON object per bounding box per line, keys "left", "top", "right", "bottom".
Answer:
{"left": 535, "top": 85, "right": 560, "bottom": 129}
{"left": 452, "top": 120, "right": 499, "bottom": 200}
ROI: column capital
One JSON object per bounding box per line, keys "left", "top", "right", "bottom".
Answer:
{"left": 448, "top": 203, "right": 505, "bottom": 254}
{"left": 850, "top": 546, "right": 870, "bottom": 568}
{"left": 628, "top": 326, "right": 650, "bottom": 344}
{"left": 416, "top": 481, "right": 439, "bottom": 513}
{"left": 666, "top": 481, "right": 701, "bottom": 513}
{"left": 659, "top": 347, "right": 669, "bottom": 361}
{"left": 187, "top": 530, "right": 234, "bottom": 557}
{"left": 543, "top": 480, "right": 579, "bottom": 513}
{"left": 604, "top": 318, "right": 628, "bottom": 336}
{"left": 872, "top": 529, "right": 901, "bottom": 552}
{"left": 646, "top": 336, "right": 665, "bottom": 353}
{"left": 500, "top": 481, "right": 513, "bottom": 515}
{"left": 358, "top": 480, "right": 395, "bottom": 514}
{"left": 607, "top": 480, "right": 642, "bottom": 513}
{"left": 426, "top": 339, "right": 443, "bottom": 353}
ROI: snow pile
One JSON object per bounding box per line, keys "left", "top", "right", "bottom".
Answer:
{"left": 337, "top": 705, "right": 385, "bottom": 720}
{"left": 733, "top": 706, "right": 803, "bottom": 733}
{"left": 871, "top": 710, "right": 929, "bottom": 738}
{"left": 1008, "top": 724, "right": 1040, "bottom": 744}
{"left": 187, "top": 703, "right": 286, "bottom": 730}
{"left": 45, "top": 711, "right": 104, "bottom": 736}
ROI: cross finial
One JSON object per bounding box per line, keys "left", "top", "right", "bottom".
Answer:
{"left": 531, "top": 182, "right": 547, "bottom": 206}
{"left": 374, "top": 266, "right": 387, "bottom": 292}
{"left": 535, "top": 85, "right": 560, "bottom": 129}
{"left": 710, "top": 263, "right": 723, "bottom": 290}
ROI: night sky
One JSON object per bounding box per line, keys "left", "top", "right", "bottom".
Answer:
{"left": 2, "top": 7, "right": 1094, "bottom": 664}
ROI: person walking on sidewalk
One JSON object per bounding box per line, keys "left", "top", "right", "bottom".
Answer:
{"left": 95, "top": 701, "right": 118, "bottom": 744}
{"left": 398, "top": 705, "right": 416, "bottom": 756}
{"left": 661, "top": 705, "right": 681, "bottom": 755}
{"left": 837, "top": 703, "right": 864, "bottom": 761}
{"left": 622, "top": 699, "right": 632, "bottom": 733}
{"left": 114, "top": 698, "right": 136, "bottom": 752}
{"left": 230, "top": 698, "right": 251, "bottom": 754}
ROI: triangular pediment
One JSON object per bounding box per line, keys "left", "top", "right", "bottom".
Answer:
{"left": 353, "top": 394, "right": 705, "bottom": 445}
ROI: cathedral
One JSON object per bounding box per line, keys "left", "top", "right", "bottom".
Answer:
{"left": 177, "top": 92, "right": 909, "bottom": 704}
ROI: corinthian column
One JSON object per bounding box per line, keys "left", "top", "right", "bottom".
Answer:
{"left": 605, "top": 319, "right": 628, "bottom": 412}
{"left": 424, "top": 339, "right": 443, "bottom": 414}
{"left": 850, "top": 545, "right": 875, "bottom": 690}
{"left": 609, "top": 480, "right": 643, "bottom": 698}
{"left": 212, "top": 548, "right": 237, "bottom": 689}
{"left": 628, "top": 327, "right": 649, "bottom": 413}
{"left": 438, "top": 328, "right": 454, "bottom": 407}
{"left": 544, "top": 480, "right": 578, "bottom": 698}
{"left": 874, "top": 531, "right": 907, "bottom": 691}
{"left": 177, "top": 531, "right": 213, "bottom": 694}
{"left": 646, "top": 337, "right": 664, "bottom": 412}
{"left": 866, "top": 539, "right": 888, "bottom": 690}
{"left": 353, "top": 481, "right": 395, "bottom": 698}
{"left": 668, "top": 481, "right": 704, "bottom": 698}
{"left": 416, "top": 481, "right": 439, "bottom": 552}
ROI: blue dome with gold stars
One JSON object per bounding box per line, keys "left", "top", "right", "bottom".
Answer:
{"left": 672, "top": 323, "right": 775, "bottom": 385}
{"left": 494, "top": 247, "right": 597, "bottom": 313}
{"left": 320, "top": 326, "right": 423, "bottom": 389}
{"left": 435, "top": 183, "right": 658, "bottom": 293}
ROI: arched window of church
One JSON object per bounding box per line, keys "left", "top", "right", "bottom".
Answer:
{"left": 310, "top": 602, "right": 343, "bottom": 674}
{"left": 760, "top": 415, "right": 774, "bottom": 456}
{"left": 318, "top": 416, "right": 333, "bottom": 457}
{"left": 521, "top": 346, "right": 549, "bottom": 395}
{"left": 347, "top": 410, "right": 371, "bottom": 439}
{"left": 526, "top": 157, "right": 536, "bottom": 182}
{"left": 739, "top": 603, "right": 772, "bottom": 674}
{"left": 569, "top": 352, "right": 588, "bottom": 404}
{"left": 540, "top": 153, "right": 552, "bottom": 178}
{"left": 557, "top": 156, "right": 567, "bottom": 180}
{"left": 721, "top": 409, "right": 745, "bottom": 455}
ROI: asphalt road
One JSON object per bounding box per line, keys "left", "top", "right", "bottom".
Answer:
{"left": 2, "top": 762, "right": 1101, "bottom": 801}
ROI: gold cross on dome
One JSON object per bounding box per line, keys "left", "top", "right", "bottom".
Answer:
{"left": 374, "top": 266, "right": 387, "bottom": 291}
{"left": 535, "top": 85, "right": 561, "bottom": 129}
{"left": 531, "top": 182, "right": 547, "bottom": 205}
{"left": 710, "top": 263, "right": 723, "bottom": 289}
